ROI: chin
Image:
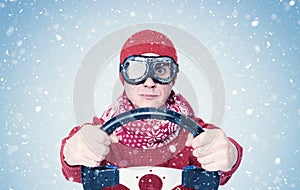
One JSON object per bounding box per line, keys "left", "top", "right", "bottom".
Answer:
{"left": 132, "top": 98, "right": 165, "bottom": 108}
{"left": 138, "top": 102, "right": 164, "bottom": 108}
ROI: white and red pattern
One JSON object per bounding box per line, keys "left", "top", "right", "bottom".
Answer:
{"left": 100, "top": 91, "right": 195, "bottom": 149}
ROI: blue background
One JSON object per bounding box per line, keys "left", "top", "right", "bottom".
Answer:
{"left": 0, "top": 0, "right": 299, "bottom": 189}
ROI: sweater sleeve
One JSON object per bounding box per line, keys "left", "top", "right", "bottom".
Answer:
{"left": 60, "top": 126, "right": 82, "bottom": 183}
{"left": 60, "top": 117, "right": 105, "bottom": 183}
{"left": 192, "top": 117, "right": 243, "bottom": 185}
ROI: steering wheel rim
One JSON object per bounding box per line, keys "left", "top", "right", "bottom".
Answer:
{"left": 101, "top": 107, "right": 204, "bottom": 137}
{"left": 81, "top": 108, "right": 220, "bottom": 190}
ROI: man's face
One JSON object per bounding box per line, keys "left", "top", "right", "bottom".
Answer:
{"left": 124, "top": 78, "right": 173, "bottom": 108}
{"left": 123, "top": 53, "right": 175, "bottom": 108}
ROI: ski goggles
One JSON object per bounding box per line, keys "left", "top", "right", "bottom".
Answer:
{"left": 120, "top": 55, "right": 179, "bottom": 85}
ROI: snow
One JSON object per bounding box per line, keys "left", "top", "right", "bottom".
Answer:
{"left": 246, "top": 108, "right": 253, "bottom": 116}
{"left": 0, "top": 0, "right": 299, "bottom": 190}
{"left": 289, "top": 1, "right": 295, "bottom": 6}
{"left": 274, "top": 157, "right": 281, "bottom": 165}
{"left": 251, "top": 19, "right": 259, "bottom": 27}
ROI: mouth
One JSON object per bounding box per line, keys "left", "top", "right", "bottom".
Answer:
{"left": 140, "top": 94, "right": 159, "bottom": 99}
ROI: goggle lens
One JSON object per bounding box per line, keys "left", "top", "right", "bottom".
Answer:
{"left": 152, "top": 62, "right": 172, "bottom": 80}
{"left": 125, "top": 60, "right": 147, "bottom": 79}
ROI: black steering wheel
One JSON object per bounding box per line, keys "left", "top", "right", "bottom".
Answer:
{"left": 81, "top": 108, "right": 220, "bottom": 190}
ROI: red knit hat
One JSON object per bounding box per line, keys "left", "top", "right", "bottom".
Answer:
{"left": 119, "top": 29, "right": 177, "bottom": 84}
{"left": 120, "top": 30, "right": 177, "bottom": 63}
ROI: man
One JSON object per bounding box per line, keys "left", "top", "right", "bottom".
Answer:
{"left": 60, "top": 29, "right": 242, "bottom": 189}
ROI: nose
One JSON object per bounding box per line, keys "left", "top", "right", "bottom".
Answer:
{"left": 143, "top": 78, "right": 156, "bottom": 88}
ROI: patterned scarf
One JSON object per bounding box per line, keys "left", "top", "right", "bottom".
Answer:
{"left": 100, "top": 91, "right": 194, "bottom": 149}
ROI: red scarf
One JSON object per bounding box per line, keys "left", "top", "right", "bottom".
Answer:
{"left": 100, "top": 91, "right": 194, "bottom": 149}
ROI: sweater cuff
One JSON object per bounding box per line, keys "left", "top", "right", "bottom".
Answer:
{"left": 219, "top": 137, "right": 243, "bottom": 185}
{"left": 61, "top": 156, "right": 82, "bottom": 183}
